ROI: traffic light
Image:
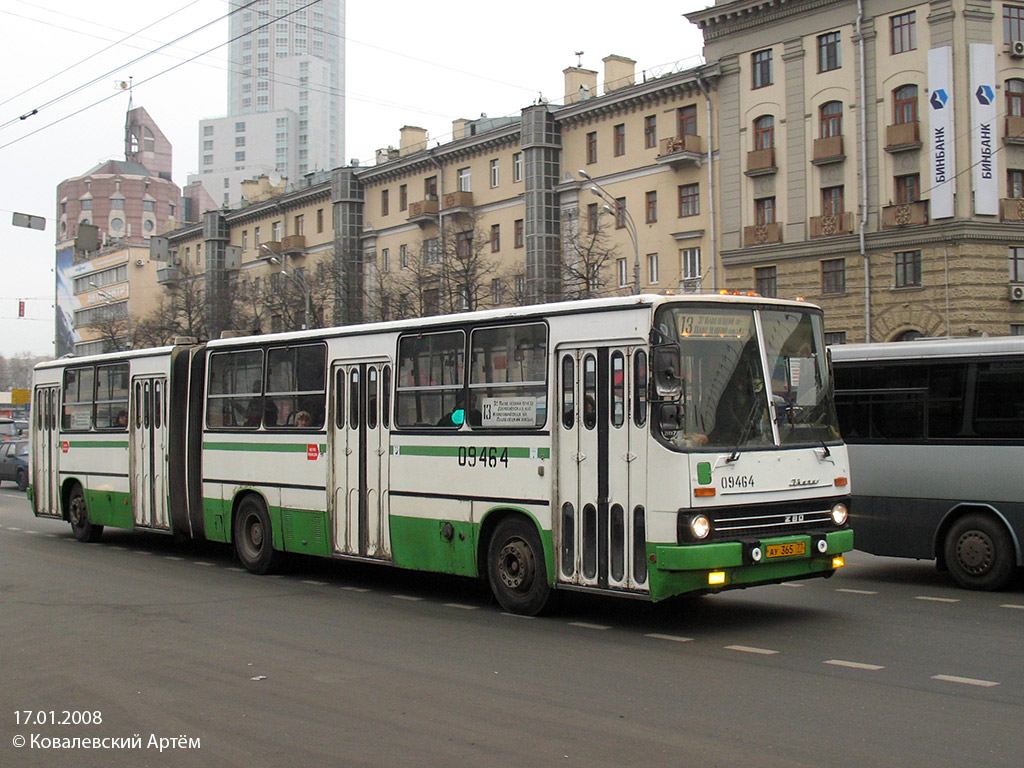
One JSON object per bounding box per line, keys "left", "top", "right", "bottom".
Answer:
{"left": 18, "top": 300, "right": 25, "bottom": 317}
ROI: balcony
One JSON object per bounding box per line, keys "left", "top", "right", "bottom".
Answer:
{"left": 885, "top": 121, "right": 921, "bottom": 153}
{"left": 442, "top": 190, "right": 474, "bottom": 213}
{"left": 156, "top": 265, "right": 180, "bottom": 285}
{"left": 1005, "top": 116, "right": 1024, "bottom": 145}
{"left": 881, "top": 200, "right": 929, "bottom": 228}
{"left": 812, "top": 136, "right": 845, "bottom": 165}
{"left": 809, "top": 212, "right": 854, "bottom": 237}
{"left": 743, "top": 222, "right": 783, "bottom": 246}
{"left": 407, "top": 198, "right": 439, "bottom": 226}
{"left": 656, "top": 134, "right": 703, "bottom": 168}
{"left": 281, "top": 234, "right": 306, "bottom": 255}
{"left": 1001, "top": 197, "right": 1024, "bottom": 222}
{"left": 745, "top": 148, "right": 777, "bottom": 176}
{"left": 260, "top": 240, "right": 282, "bottom": 257}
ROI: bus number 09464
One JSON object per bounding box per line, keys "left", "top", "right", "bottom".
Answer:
{"left": 458, "top": 446, "right": 509, "bottom": 468}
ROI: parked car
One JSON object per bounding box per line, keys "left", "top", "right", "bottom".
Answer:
{"left": 0, "top": 440, "right": 28, "bottom": 491}
{"left": 0, "top": 418, "right": 17, "bottom": 441}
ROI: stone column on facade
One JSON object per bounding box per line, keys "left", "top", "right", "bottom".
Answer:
{"left": 783, "top": 38, "right": 807, "bottom": 243}
{"left": 520, "top": 104, "right": 561, "bottom": 305}
{"left": 332, "top": 167, "right": 364, "bottom": 326}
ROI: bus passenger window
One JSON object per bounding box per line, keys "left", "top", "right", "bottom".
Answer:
{"left": 335, "top": 369, "right": 345, "bottom": 429}
{"left": 382, "top": 366, "right": 391, "bottom": 429}
{"left": 634, "top": 351, "right": 648, "bottom": 427}
{"left": 611, "top": 352, "right": 625, "bottom": 428}
{"left": 367, "top": 367, "right": 379, "bottom": 430}
{"left": 583, "top": 355, "right": 597, "bottom": 430}
{"left": 561, "top": 355, "right": 575, "bottom": 429}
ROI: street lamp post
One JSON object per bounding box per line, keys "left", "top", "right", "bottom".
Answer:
{"left": 260, "top": 244, "right": 311, "bottom": 330}
{"left": 578, "top": 169, "right": 640, "bottom": 295}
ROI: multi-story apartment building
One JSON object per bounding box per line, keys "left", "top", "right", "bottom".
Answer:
{"left": 189, "top": 0, "right": 345, "bottom": 208}
{"left": 687, "top": 0, "right": 1024, "bottom": 341}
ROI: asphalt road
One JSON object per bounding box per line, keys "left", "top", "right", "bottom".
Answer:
{"left": 1, "top": 487, "right": 1022, "bottom": 768}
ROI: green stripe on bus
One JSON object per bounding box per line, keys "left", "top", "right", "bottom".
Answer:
{"left": 395, "top": 445, "right": 550, "bottom": 459}
{"left": 204, "top": 442, "right": 327, "bottom": 453}
{"left": 67, "top": 440, "right": 129, "bottom": 448}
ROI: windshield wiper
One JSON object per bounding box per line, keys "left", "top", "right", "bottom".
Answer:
{"left": 726, "top": 396, "right": 766, "bottom": 463}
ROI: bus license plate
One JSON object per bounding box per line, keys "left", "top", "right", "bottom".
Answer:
{"left": 766, "top": 542, "right": 806, "bottom": 559}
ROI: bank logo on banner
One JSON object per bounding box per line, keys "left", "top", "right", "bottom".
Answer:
{"left": 928, "top": 47, "right": 955, "bottom": 219}
{"left": 970, "top": 44, "right": 998, "bottom": 216}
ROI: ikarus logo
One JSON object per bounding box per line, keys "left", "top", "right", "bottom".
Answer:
{"left": 976, "top": 85, "right": 995, "bottom": 105}
{"left": 930, "top": 89, "right": 948, "bottom": 110}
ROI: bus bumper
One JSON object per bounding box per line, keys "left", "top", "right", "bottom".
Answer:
{"left": 648, "top": 529, "right": 854, "bottom": 601}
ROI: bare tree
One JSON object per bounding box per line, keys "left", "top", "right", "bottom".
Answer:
{"left": 561, "top": 206, "right": 621, "bottom": 300}
{"left": 134, "top": 261, "right": 209, "bottom": 346}
{"left": 437, "top": 215, "right": 503, "bottom": 313}
{"left": 82, "top": 302, "right": 131, "bottom": 353}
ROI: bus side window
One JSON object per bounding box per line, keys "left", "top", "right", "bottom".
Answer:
{"left": 611, "top": 351, "right": 625, "bottom": 428}
{"left": 561, "top": 355, "right": 575, "bottom": 429}
{"left": 583, "top": 355, "right": 597, "bottom": 430}
{"left": 335, "top": 369, "right": 345, "bottom": 429}
{"left": 382, "top": 366, "right": 391, "bottom": 429}
{"left": 634, "top": 351, "right": 648, "bottom": 427}
{"left": 367, "top": 367, "right": 379, "bottom": 430}
{"left": 350, "top": 369, "right": 360, "bottom": 429}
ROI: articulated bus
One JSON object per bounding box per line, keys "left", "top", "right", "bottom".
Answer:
{"left": 31, "top": 295, "right": 852, "bottom": 614}
{"left": 831, "top": 336, "right": 1024, "bottom": 590}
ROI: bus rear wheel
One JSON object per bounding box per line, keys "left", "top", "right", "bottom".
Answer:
{"left": 68, "top": 484, "right": 103, "bottom": 542}
{"left": 487, "top": 517, "right": 550, "bottom": 616}
{"left": 233, "top": 495, "right": 279, "bottom": 574}
{"left": 943, "top": 514, "right": 1016, "bottom": 591}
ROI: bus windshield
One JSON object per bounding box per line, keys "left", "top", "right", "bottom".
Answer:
{"left": 653, "top": 305, "right": 839, "bottom": 450}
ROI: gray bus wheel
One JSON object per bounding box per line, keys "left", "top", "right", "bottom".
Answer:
{"left": 233, "top": 494, "right": 279, "bottom": 574}
{"left": 943, "top": 514, "right": 1016, "bottom": 591}
{"left": 68, "top": 484, "right": 103, "bottom": 543}
{"left": 487, "top": 517, "right": 551, "bottom": 616}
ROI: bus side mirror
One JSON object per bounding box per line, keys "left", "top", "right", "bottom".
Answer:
{"left": 651, "top": 345, "right": 683, "bottom": 401}
{"left": 658, "top": 403, "right": 684, "bottom": 434}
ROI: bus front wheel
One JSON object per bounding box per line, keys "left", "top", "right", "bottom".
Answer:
{"left": 233, "top": 495, "right": 279, "bottom": 574}
{"left": 68, "top": 485, "right": 103, "bottom": 542}
{"left": 487, "top": 517, "right": 550, "bottom": 616}
{"left": 943, "top": 514, "right": 1016, "bottom": 591}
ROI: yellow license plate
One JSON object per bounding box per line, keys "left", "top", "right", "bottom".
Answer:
{"left": 765, "top": 542, "right": 806, "bottom": 559}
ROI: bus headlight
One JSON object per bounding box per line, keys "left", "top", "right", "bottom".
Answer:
{"left": 830, "top": 503, "right": 849, "bottom": 526}
{"left": 691, "top": 514, "right": 711, "bottom": 540}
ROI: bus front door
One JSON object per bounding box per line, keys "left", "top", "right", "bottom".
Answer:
{"left": 330, "top": 361, "right": 392, "bottom": 560}
{"left": 131, "top": 377, "right": 169, "bottom": 530}
{"left": 556, "top": 345, "right": 647, "bottom": 593}
{"left": 32, "top": 386, "right": 61, "bottom": 518}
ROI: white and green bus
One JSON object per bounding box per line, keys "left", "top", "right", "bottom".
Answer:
{"left": 31, "top": 295, "right": 852, "bottom": 614}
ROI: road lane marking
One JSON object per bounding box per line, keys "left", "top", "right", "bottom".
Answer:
{"left": 1000, "top": 604, "right": 1024, "bottom": 610}
{"left": 932, "top": 674, "right": 998, "bottom": 688}
{"left": 500, "top": 612, "right": 535, "bottom": 619}
{"left": 392, "top": 594, "right": 423, "bottom": 601}
{"left": 164, "top": 556, "right": 184, "bottom": 561}
{"left": 226, "top": 567, "right": 245, "bottom": 572}
{"left": 133, "top": 550, "right": 152, "bottom": 555}
{"left": 569, "top": 621, "right": 611, "bottom": 630}
{"left": 915, "top": 596, "right": 959, "bottom": 603}
{"left": 825, "top": 659, "right": 885, "bottom": 671}
{"left": 194, "top": 561, "right": 215, "bottom": 567}
{"left": 23, "top": 530, "right": 38, "bottom": 535}
{"left": 302, "top": 580, "right": 328, "bottom": 586}
{"left": 778, "top": 582, "right": 804, "bottom": 588}
{"left": 7, "top": 527, "right": 21, "bottom": 531}
{"left": 444, "top": 603, "right": 479, "bottom": 610}
{"left": 646, "top": 633, "right": 694, "bottom": 643}
{"left": 340, "top": 586, "right": 370, "bottom": 593}
{"left": 836, "top": 588, "right": 878, "bottom": 595}
{"left": 726, "top": 645, "right": 779, "bottom": 655}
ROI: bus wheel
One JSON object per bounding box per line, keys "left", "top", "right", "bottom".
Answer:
{"left": 487, "top": 517, "right": 550, "bottom": 616}
{"left": 233, "top": 495, "right": 278, "bottom": 574}
{"left": 68, "top": 485, "right": 103, "bottom": 543}
{"left": 944, "top": 514, "right": 1016, "bottom": 591}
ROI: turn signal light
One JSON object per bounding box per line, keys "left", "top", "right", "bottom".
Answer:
{"left": 832, "top": 556, "right": 846, "bottom": 569}
{"left": 835, "top": 477, "right": 848, "bottom": 487}
{"left": 708, "top": 571, "right": 726, "bottom": 586}
{"left": 694, "top": 488, "right": 716, "bottom": 497}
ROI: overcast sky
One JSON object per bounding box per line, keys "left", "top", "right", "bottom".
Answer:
{"left": 0, "top": 0, "right": 710, "bottom": 358}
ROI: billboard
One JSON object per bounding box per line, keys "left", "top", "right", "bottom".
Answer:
{"left": 928, "top": 47, "right": 956, "bottom": 219}
{"left": 969, "top": 44, "right": 998, "bottom": 216}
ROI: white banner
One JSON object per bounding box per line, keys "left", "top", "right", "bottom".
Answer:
{"left": 970, "top": 44, "right": 998, "bottom": 215}
{"left": 928, "top": 47, "right": 956, "bottom": 219}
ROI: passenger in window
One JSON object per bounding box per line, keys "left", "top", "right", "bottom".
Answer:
{"left": 295, "top": 410, "right": 312, "bottom": 427}
{"left": 116, "top": 410, "right": 128, "bottom": 428}
{"left": 244, "top": 382, "right": 264, "bottom": 427}
{"left": 437, "top": 391, "right": 480, "bottom": 427}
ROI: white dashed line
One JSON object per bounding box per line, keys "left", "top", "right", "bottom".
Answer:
{"left": 194, "top": 561, "right": 215, "bottom": 567}
{"left": 164, "top": 556, "right": 184, "bottom": 561}
{"left": 726, "top": 645, "right": 779, "bottom": 656}
{"left": 23, "top": 530, "right": 38, "bottom": 535}
{"left": 836, "top": 588, "right": 878, "bottom": 595}
{"left": 778, "top": 582, "right": 804, "bottom": 588}
{"left": 646, "top": 633, "right": 694, "bottom": 643}
{"left": 500, "top": 612, "right": 535, "bottom": 619}
{"left": 931, "top": 674, "right": 998, "bottom": 688}
{"left": 302, "top": 580, "right": 328, "bottom": 586}
{"left": 569, "top": 621, "right": 611, "bottom": 630}
{"left": 226, "top": 567, "right": 245, "bottom": 572}
{"left": 133, "top": 550, "right": 152, "bottom": 555}
{"left": 825, "top": 659, "right": 885, "bottom": 671}
{"left": 8, "top": 527, "right": 21, "bottom": 531}
{"left": 340, "top": 586, "right": 370, "bottom": 593}
{"left": 46, "top": 534, "right": 60, "bottom": 538}
{"left": 392, "top": 595, "right": 423, "bottom": 602}
{"left": 444, "top": 603, "right": 479, "bottom": 610}
{"left": 915, "top": 596, "right": 959, "bottom": 603}
{"left": 1000, "top": 604, "right": 1024, "bottom": 610}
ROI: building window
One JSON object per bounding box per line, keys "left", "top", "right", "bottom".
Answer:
{"left": 235, "top": 151, "right": 245, "bottom": 162}
{"left": 822, "top": 258, "right": 846, "bottom": 294}
{"left": 614, "top": 198, "right": 627, "bottom": 229}
{"left": 587, "top": 203, "right": 599, "bottom": 233}
{"left": 1005, "top": 5, "right": 1024, "bottom": 42}
{"left": 752, "top": 49, "right": 773, "bottom": 89}
{"left": 895, "top": 174, "right": 920, "bottom": 204}
{"left": 647, "top": 253, "right": 659, "bottom": 284}
{"left": 617, "top": 258, "right": 629, "bottom": 288}
{"left": 514, "top": 219, "right": 524, "bottom": 248}
{"left": 678, "top": 105, "right": 698, "bottom": 138}
{"left": 893, "top": 85, "right": 918, "bottom": 124}
{"left": 895, "top": 250, "right": 922, "bottom": 288}
{"left": 1011, "top": 247, "right": 1024, "bottom": 283}
{"left": 381, "top": 189, "right": 389, "bottom": 216}
{"left": 820, "top": 101, "right": 843, "bottom": 137}
{"left": 490, "top": 158, "right": 500, "bottom": 188}
{"left": 203, "top": 140, "right": 213, "bottom": 151}
{"left": 644, "top": 115, "right": 657, "bottom": 148}
{"left": 824, "top": 331, "right": 847, "bottom": 345}
{"left": 491, "top": 278, "right": 502, "bottom": 305}
{"left": 513, "top": 152, "right": 523, "bottom": 182}
{"left": 613, "top": 124, "right": 626, "bottom": 156}
{"left": 645, "top": 191, "right": 657, "bottom": 224}
{"left": 755, "top": 266, "right": 777, "bottom": 298}
{"left": 457, "top": 167, "right": 471, "bottom": 192}
{"left": 235, "top": 121, "right": 245, "bottom": 132}
{"left": 425, "top": 176, "right": 438, "bottom": 199}
{"left": 254, "top": 226, "right": 260, "bottom": 247}
{"left": 399, "top": 184, "right": 407, "bottom": 211}
{"left": 294, "top": 214, "right": 304, "bottom": 236}
{"left": 891, "top": 12, "right": 916, "bottom": 54}
{"left": 317, "top": 208, "right": 324, "bottom": 233}
{"left": 1007, "top": 79, "right": 1024, "bottom": 117}
{"left": 818, "top": 31, "right": 841, "bottom": 72}
{"left": 754, "top": 115, "right": 775, "bottom": 150}
{"left": 203, "top": 125, "right": 214, "bottom": 136}
{"left": 586, "top": 132, "right": 597, "bottom": 164}
{"left": 755, "top": 196, "right": 776, "bottom": 225}
{"left": 235, "top": 136, "right": 246, "bottom": 147}
{"left": 681, "top": 248, "right": 701, "bottom": 281}
{"left": 822, "top": 185, "right": 844, "bottom": 215}
{"left": 490, "top": 224, "right": 500, "bottom": 252}
{"left": 400, "top": 244, "right": 408, "bottom": 268}
{"left": 242, "top": 230, "right": 249, "bottom": 251}
{"left": 678, "top": 183, "right": 699, "bottom": 217}
{"left": 1010, "top": 169, "right": 1024, "bottom": 199}
{"left": 381, "top": 248, "right": 389, "bottom": 273}
{"left": 203, "top": 155, "right": 213, "bottom": 166}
